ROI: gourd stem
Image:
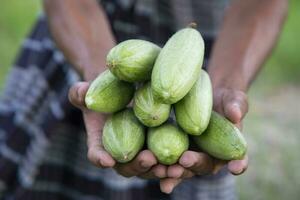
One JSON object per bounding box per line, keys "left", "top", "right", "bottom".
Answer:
{"left": 188, "top": 22, "right": 197, "bottom": 29}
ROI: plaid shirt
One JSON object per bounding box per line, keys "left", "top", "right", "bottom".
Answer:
{"left": 0, "top": 1, "right": 237, "bottom": 200}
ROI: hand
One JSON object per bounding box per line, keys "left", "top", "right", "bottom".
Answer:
{"left": 68, "top": 82, "right": 167, "bottom": 178}
{"left": 159, "top": 88, "right": 249, "bottom": 194}
{"left": 212, "top": 88, "right": 249, "bottom": 174}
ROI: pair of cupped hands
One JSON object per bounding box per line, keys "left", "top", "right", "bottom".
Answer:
{"left": 68, "top": 81, "right": 249, "bottom": 194}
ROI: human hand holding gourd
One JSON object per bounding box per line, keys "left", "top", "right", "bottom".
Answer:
{"left": 158, "top": 87, "right": 249, "bottom": 193}
{"left": 68, "top": 82, "right": 249, "bottom": 194}
{"left": 45, "top": 0, "right": 165, "bottom": 183}
{"left": 68, "top": 82, "right": 167, "bottom": 179}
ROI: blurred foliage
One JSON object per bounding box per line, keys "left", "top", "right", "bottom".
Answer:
{"left": 253, "top": 0, "right": 300, "bottom": 91}
{"left": 0, "top": 0, "right": 40, "bottom": 90}
{"left": 236, "top": 1, "right": 300, "bottom": 199}
{"left": 0, "top": 1, "right": 299, "bottom": 200}
{"left": 237, "top": 85, "right": 300, "bottom": 200}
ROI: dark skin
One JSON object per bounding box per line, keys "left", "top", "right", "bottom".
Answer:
{"left": 44, "top": 0, "right": 288, "bottom": 194}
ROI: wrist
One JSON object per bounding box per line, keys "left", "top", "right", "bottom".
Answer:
{"left": 208, "top": 68, "right": 248, "bottom": 92}
{"left": 74, "top": 56, "right": 108, "bottom": 81}
{"left": 83, "top": 65, "right": 106, "bottom": 82}
{"left": 68, "top": 54, "right": 106, "bottom": 81}
{"left": 75, "top": 44, "right": 115, "bottom": 82}
{"left": 212, "top": 78, "right": 248, "bottom": 92}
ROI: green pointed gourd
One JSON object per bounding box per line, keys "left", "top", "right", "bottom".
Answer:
{"left": 148, "top": 123, "right": 189, "bottom": 165}
{"left": 151, "top": 27, "right": 204, "bottom": 104}
{"left": 106, "top": 39, "right": 161, "bottom": 82}
{"left": 102, "top": 109, "right": 145, "bottom": 163}
{"left": 85, "top": 70, "right": 135, "bottom": 113}
{"left": 175, "top": 70, "right": 212, "bottom": 135}
{"left": 133, "top": 82, "right": 171, "bottom": 127}
{"left": 193, "top": 111, "right": 247, "bottom": 160}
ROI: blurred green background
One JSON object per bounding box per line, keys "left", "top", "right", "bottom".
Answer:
{"left": 0, "top": 0, "right": 299, "bottom": 199}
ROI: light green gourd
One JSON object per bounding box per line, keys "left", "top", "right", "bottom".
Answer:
{"left": 193, "top": 111, "right": 247, "bottom": 160}
{"left": 148, "top": 123, "right": 189, "bottom": 165}
{"left": 175, "top": 70, "right": 212, "bottom": 135}
{"left": 107, "top": 39, "right": 161, "bottom": 82}
{"left": 102, "top": 109, "right": 145, "bottom": 163}
{"left": 85, "top": 70, "right": 135, "bottom": 113}
{"left": 151, "top": 27, "right": 204, "bottom": 104}
{"left": 133, "top": 83, "right": 171, "bottom": 127}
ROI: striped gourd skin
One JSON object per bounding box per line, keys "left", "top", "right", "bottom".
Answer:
{"left": 151, "top": 28, "right": 204, "bottom": 104}
{"left": 193, "top": 111, "right": 247, "bottom": 160}
{"left": 102, "top": 109, "right": 145, "bottom": 163}
{"left": 133, "top": 83, "right": 171, "bottom": 127}
{"left": 148, "top": 123, "right": 189, "bottom": 165}
{"left": 175, "top": 70, "right": 212, "bottom": 135}
{"left": 85, "top": 70, "right": 135, "bottom": 113}
{"left": 107, "top": 39, "right": 161, "bottom": 82}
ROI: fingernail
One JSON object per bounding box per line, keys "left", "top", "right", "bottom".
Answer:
{"left": 166, "top": 189, "right": 173, "bottom": 194}
{"left": 232, "top": 103, "right": 242, "bottom": 118}
{"left": 163, "top": 186, "right": 173, "bottom": 194}
{"left": 232, "top": 167, "right": 246, "bottom": 175}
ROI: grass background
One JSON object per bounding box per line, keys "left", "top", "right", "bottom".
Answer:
{"left": 0, "top": 0, "right": 299, "bottom": 199}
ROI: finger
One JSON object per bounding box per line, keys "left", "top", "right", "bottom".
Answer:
{"left": 84, "top": 112, "right": 114, "bottom": 168}
{"left": 160, "top": 178, "right": 182, "bottom": 194}
{"left": 167, "top": 164, "right": 194, "bottom": 179}
{"left": 152, "top": 164, "right": 168, "bottom": 178}
{"left": 87, "top": 129, "right": 116, "bottom": 168}
{"left": 68, "top": 82, "right": 90, "bottom": 110}
{"left": 115, "top": 150, "right": 157, "bottom": 177}
{"left": 69, "top": 82, "right": 116, "bottom": 169}
{"left": 179, "top": 151, "right": 214, "bottom": 175}
{"left": 223, "top": 90, "right": 248, "bottom": 123}
{"left": 228, "top": 155, "right": 249, "bottom": 175}
{"left": 87, "top": 145, "right": 116, "bottom": 168}
{"left": 212, "top": 89, "right": 225, "bottom": 115}
{"left": 138, "top": 164, "right": 168, "bottom": 179}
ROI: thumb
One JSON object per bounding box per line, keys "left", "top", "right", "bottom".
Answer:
{"left": 222, "top": 90, "right": 248, "bottom": 124}
{"left": 68, "top": 82, "right": 90, "bottom": 110}
{"left": 160, "top": 178, "right": 182, "bottom": 194}
{"left": 68, "top": 82, "right": 115, "bottom": 168}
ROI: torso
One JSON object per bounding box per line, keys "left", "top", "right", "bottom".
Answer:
{"left": 99, "top": 0, "right": 230, "bottom": 45}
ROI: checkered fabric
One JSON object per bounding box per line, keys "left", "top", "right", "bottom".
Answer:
{"left": 0, "top": 1, "right": 237, "bottom": 199}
